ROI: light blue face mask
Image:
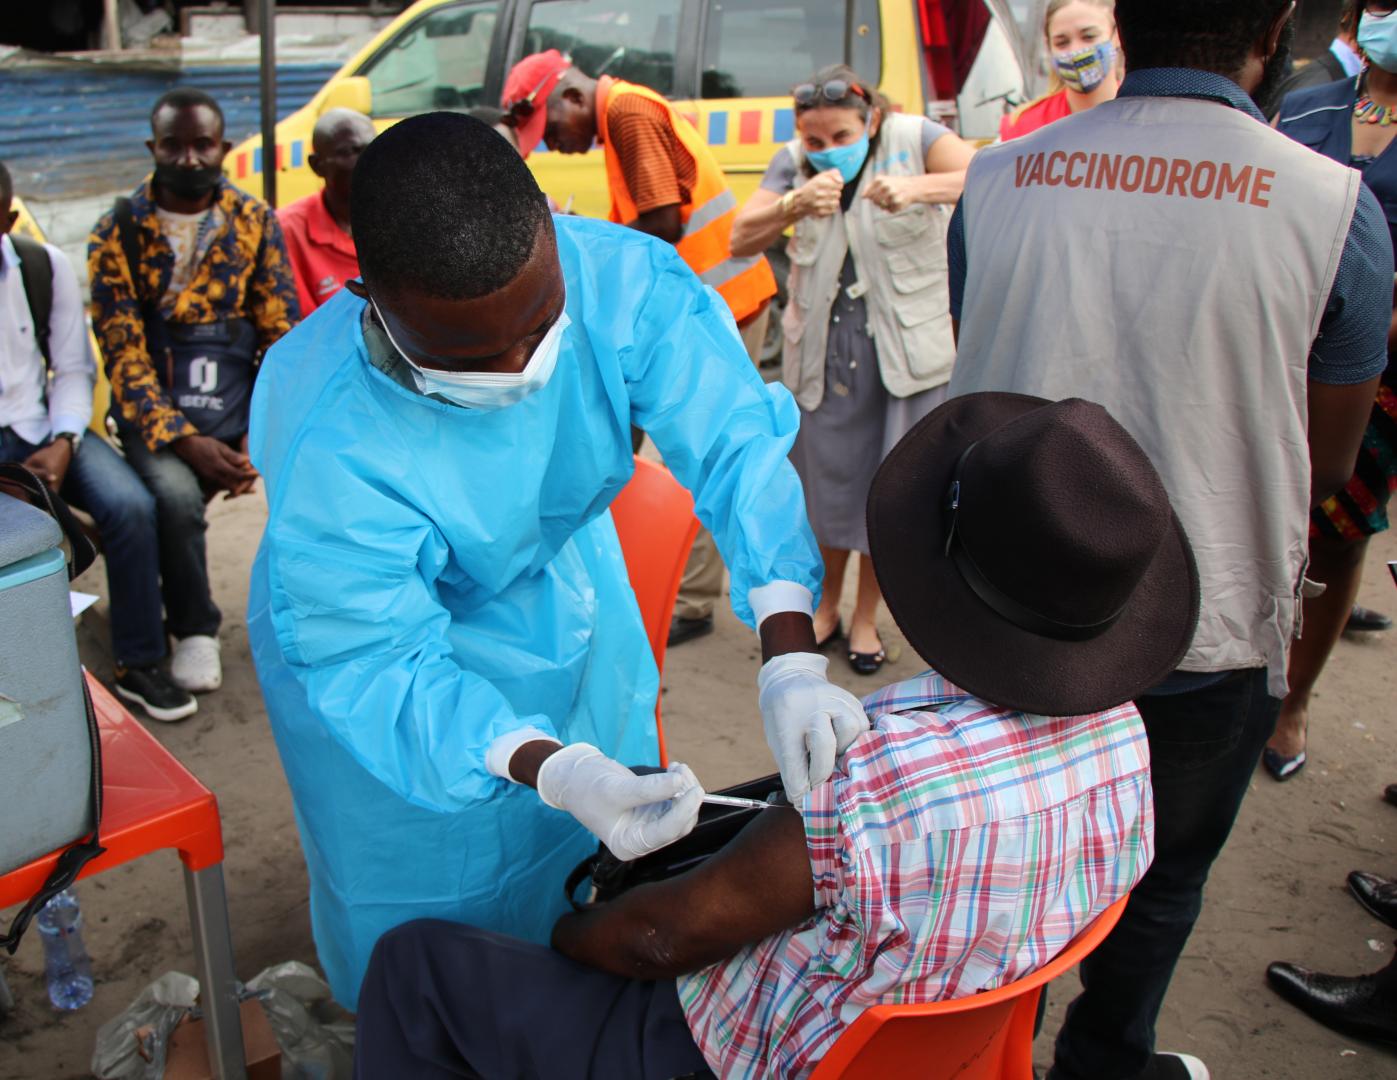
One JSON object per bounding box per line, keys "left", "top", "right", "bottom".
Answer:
{"left": 372, "top": 295, "right": 570, "bottom": 411}
{"left": 806, "top": 132, "right": 871, "bottom": 184}
{"left": 1360, "top": 10, "right": 1397, "bottom": 74}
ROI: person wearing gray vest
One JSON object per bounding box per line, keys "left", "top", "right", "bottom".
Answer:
{"left": 945, "top": 2, "right": 1392, "bottom": 1079}
{"left": 729, "top": 65, "right": 974, "bottom": 676}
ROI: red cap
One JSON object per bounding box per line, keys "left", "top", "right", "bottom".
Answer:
{"left": 501, "top": 49, "right": 572, "bottom": 158}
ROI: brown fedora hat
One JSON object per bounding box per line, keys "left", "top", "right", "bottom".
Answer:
{"left": 866, "top": 393, "right": 1200, "bottom": 716}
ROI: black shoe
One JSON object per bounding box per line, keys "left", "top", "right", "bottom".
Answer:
{"left": 848, "top": 647, "right": 886, "bottom": 676}
{"left": 1136, "top": 1053, "right": 1211, "bottom": 1079}
{"left": 1345, "top": 605, "right": 1393, "bottom": 635}
{"left": 1266, "top": 957, "right": 1397, "bottom": 1049}
{"left": 115, "top": 665, "right": 198, "bottom": 723}
{"left": 667, "top": 614, "right": 714, "bottom": 647}
{"left": 1349, "top": 871, "right": 1397, "bottom": 930}
{"left": 1261, "top": 746, "right": 1307, "bottom": 782}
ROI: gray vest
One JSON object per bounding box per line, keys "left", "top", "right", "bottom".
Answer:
{"left": 781, "top": 113, "right": 957, "bottom": 410}
{"left": 951, "top": 95, "right": 1359, "bottom": 694}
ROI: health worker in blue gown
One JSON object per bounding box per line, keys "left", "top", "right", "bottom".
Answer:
{"left": 246, "top": 112, "right": 868, "bottom": 1008}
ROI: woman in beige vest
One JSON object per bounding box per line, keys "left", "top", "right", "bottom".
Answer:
{"left": 730, "top": 65, "right": 974, "bottom": 675}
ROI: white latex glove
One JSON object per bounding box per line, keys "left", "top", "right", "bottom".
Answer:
{"left": 536, "top": 743, "right": 704, "bottom": 862}
{"left": 758, "top": 652, "right": 869, "bottom": 801}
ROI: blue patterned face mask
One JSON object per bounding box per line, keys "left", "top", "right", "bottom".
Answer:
{"left": 807, "top": 132, "right": 871, "bottom": 183}
{"left": 1054, "top": 41, "right": 1117, "bottom": 93}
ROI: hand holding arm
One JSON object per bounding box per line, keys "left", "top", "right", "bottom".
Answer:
{"left": 552, "top": 803, "right": 814, "bottom": 980}
{"left": 758, "top": 652, "right": 868, "bottom": 802}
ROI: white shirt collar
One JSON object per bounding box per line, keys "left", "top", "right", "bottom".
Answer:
{"left": 1331, "top": 38, "right": 1363, "bottom": 79}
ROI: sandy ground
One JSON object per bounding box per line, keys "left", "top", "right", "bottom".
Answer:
{"left": 1, "top": 492, "right": 1394, "bottom": 1080}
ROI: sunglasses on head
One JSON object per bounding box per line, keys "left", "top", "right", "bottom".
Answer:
{"left": 792, "top": 79, "right": 870, "bottom": 110}
{"left": 501, "top": 66, "right": 564, "bottom": 129}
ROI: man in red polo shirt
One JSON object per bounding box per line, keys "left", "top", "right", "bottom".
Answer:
{"left": 278, "top": 108, "right": 376, "bottom": 314}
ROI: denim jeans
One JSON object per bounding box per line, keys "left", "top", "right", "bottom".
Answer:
{"left": 114, "top": 424, "right": 222, "bottom": 640}
{"left": 1049, "top": 668, "right": 1281, "bottom": 1079}
{"left": 0, "top": 427, "right": 167, "bottom": 667}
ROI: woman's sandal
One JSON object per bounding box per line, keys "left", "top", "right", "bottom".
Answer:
{"left": 848, "top": 642, "right": 886, "bottom": 676}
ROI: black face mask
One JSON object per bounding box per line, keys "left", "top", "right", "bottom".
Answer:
{"left": 154, "top": 162, "right": 223, "bottom": 201}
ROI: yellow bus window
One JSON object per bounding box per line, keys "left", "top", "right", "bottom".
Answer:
{"left": 700, "top": 0, "right": 883, "bottom": 99}
{"left": 361, "top": 1, "right": 500, "bottom": 116}
{"left": 523, "top": 0, "right": 683, "bottom": 96}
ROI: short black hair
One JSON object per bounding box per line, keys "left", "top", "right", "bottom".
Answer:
{"left": 351, "top": 111, "right": 552, "bottom": 301}
{"left": 1115, "top": 0, "right": 1291, "bottom": 76}
{"left": 150, "top": 87, "right": 225, "bottom": 134}
{"left": 0, "top": 161, "right": 11, "bottom": 206}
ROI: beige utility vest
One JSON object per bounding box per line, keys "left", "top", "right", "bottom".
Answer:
{"left": 950, "top": 96, "right": 1360, "bottom": 694}
{"left": 781, "top": 113, "right": 956, "bottom": 411}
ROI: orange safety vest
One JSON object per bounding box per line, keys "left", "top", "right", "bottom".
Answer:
{"left": 596, "top": 78, "right": 775, "bottom": 325}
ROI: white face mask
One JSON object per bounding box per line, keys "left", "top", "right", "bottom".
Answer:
{"left": 371, "top": 296, "right": 570, "bottom": 411}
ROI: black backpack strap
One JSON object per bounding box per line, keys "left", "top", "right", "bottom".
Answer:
{"left": 0, "top": 463, "right": 97, "bottom": 580}
{"left": 9, "top": 235, "right": 53, "bottom": 366}
{"left": 0, "top": 634, "right": 105, "bottom": 955}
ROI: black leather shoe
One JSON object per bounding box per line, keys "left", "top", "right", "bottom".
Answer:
{"left": 667, "top": 614, "right": 714, "bottom": 647}
{"left": 1345, "top": 604, "right": 1393, "bottom": 635}
{"left": 1266, "top": 958, "right": 1397, "bottom": 1048}
{"left": 1349, "top": 871, "right": 1397, "bottom": 930}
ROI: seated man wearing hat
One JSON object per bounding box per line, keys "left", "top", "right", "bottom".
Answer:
{"left": 352, "top": 395, "right": 1201, "bottom": 1080}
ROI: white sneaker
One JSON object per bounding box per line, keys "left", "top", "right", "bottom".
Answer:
{"left": 171, "top": 635, "right": 222, "bottom": 693}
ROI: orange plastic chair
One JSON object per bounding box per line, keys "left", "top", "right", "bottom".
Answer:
{"left": 809, "top": 895, "right": 1130, "bottom": 1079}
{"left": 609, "top": 457, "right": 701, "bottom": 767}
{"left": 0, "top": 675, "right": 246, "bottom": 1078}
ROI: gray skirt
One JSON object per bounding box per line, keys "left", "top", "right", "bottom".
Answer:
{"left": 789, "top": 279, "right": 946, "bottom": 555}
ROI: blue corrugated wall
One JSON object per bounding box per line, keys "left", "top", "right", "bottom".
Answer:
{"left": 0, "top": 61, "right": 339, "bottom": 199}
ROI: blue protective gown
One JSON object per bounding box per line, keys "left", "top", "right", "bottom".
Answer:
{"left": 247, "top": 216, "right": 820, "bottom": 1008}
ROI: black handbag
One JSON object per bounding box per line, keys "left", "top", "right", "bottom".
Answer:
{"left": 565, "top": 773, "right": 787, "bottom": 908}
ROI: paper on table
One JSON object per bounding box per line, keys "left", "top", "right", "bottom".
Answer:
{"left": 70, "top": 591, "right": 99, "bottom": 618}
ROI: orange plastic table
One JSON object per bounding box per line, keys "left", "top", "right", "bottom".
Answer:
{"left": 0, "top": 674, "right": 246, "bottom": 1077}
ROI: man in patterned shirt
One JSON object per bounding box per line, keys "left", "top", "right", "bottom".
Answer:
{"left": 353, "top": 394, "right": 1201, "bottom": 1080}
{"left": 88, "top": 87, "right": 299, "bottom": 701}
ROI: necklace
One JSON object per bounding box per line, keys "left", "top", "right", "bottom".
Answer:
{"left": 1355, "top": 96, "right": 1397, "bottom": 126}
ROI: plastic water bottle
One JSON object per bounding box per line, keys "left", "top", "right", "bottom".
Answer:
{"left": 35, "top": 890, "right": 94, "bottom": 1011}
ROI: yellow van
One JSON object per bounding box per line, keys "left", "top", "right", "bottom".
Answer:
{"left": 228, "top": 0, "right": 1037, "bottom": 356}
{"left": 228, "top": 0, "right": 1037, "bottom": 215}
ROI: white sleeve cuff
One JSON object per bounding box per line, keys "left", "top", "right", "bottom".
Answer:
{"left": 748, "top": 580, "right": 815, "bottom": 628}
{"left": 485, "top": 726, "right": 563, "bottom": 782}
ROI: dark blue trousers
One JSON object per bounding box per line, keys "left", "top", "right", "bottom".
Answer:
{"left": 0, "top": 428, "right": 167, "bottom": 667}
{"left": 354, "top": 920, "right": 713, "bottom": 1080}
{"left": 1050, "top": 668, "right": 1281, "bottom": 1079}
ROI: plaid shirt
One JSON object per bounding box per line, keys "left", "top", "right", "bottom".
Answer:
{"left": 678, "top": 672, "right": 1153, "bottom": 1079}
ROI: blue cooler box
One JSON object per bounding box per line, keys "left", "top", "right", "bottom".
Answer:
{"left": 0, "top": 491, "right": 94, "bottom": 875}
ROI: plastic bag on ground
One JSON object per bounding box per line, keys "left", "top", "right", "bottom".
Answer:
{"left": 91, "top": 963, "right": 353, "bottom": 1080}
{"left": 245, "top": 960, "right": 354, "bottom": 1079}
{"left": 91, "top": 970, "right": 198, "bottom": 1079}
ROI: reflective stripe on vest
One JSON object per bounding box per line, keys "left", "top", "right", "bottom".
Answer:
{"left": 597, "top": 79, "right": 775, "bottom": 323}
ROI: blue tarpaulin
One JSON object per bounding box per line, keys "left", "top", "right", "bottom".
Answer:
{"left": 0, "top": 60, "right": 337, "bottom": 198}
